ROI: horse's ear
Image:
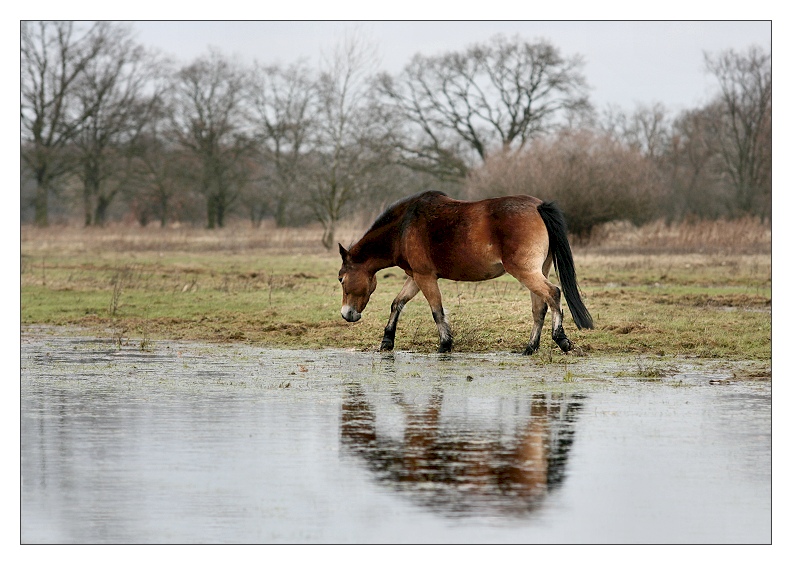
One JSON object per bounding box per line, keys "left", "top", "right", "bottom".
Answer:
{"left": 338, "top": 243, "right": 349, "bottom": 260}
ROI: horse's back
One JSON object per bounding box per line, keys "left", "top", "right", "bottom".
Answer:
{"left": 485, "top": 194, "right": 543, "bottom": 214}
{"left": 402, "top": 192, "right": 542, "bottom": 221}
{"left": 400, "top": 192, "right": 547, "bottom": 280}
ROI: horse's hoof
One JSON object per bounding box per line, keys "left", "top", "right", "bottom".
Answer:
{"left": 558, "top": 339, "right": 573, "bottom": 353}
{"left": 380, "top": 339, "right": 394, "bottom": 352}
{"left": 438, "top": 342, "right": 453, "bottom": 354}
{"left": 523, "top": 345, "right": 537, "bottom": 355}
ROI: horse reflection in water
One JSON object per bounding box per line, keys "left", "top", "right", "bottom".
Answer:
{"left": 341, "top": 384, "right": 583, "bottom": 517}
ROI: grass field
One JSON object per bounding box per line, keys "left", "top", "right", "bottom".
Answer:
{"left": 21, "top": 219, "right": 771, "bottom": 361}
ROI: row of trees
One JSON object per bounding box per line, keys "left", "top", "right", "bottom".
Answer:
{"left": 466, "top": 44, "right": 771, "bottom": 237}
{"left": 21, "top": 22, "right": 771, "bottom": 244}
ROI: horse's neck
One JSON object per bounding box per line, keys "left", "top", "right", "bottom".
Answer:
{"left": 353, "top": 225, "right": 397, "bottom": 271}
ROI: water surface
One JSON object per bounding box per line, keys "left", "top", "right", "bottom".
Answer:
{"left": 21, "top": 327, "right": 771, "bottom": 543}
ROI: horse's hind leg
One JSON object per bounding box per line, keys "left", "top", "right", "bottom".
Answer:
{"left": 381, "top": 276, "right": 420, "bottom": 351}
{"left": 526, "top": 276, "right": 571, "bottom": 353}
{"left": 548, "top": 285, "right": 573, "bottom": 353}
{"left": 524, "top": 291, "right": 548, "bottom": 355}
{"left": 506, "top": 258, "right": 572, "bottom": 354}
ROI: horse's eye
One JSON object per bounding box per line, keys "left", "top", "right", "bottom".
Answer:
{"left": 338, "top": 277, "right": 343, "bottom": 284}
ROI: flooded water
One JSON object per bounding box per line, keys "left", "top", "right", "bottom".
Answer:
{"left": 21, "top": 327, "right": 771, "bottom": 544}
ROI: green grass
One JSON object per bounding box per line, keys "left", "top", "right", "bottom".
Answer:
{"left": 21, "top": 227, "right": 771, "bottom": 361}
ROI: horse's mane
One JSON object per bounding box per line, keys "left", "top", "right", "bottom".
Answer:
{"left": 368, "top": 190, "right": 448, "bottom": 233}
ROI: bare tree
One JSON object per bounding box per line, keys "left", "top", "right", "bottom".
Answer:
{"left": 169, "top": 50, "right": 254, "bottom": 228}
{"left": 602, "top": 102, "right": 671, "bottom": 160}
{"left": 21, "top": 21, "right": 111, "bottom": 226}
{"left": 125, "top": 109, "right": 191, "bottom": 227}
{"left": 704, "top": 45, "right": 771, "bottom": 217}
{"left": 72, "top": 23, "right": 167, "bottom": 226}
{"left": 307, "top": 34, "right": 382, "bottom": 249}
{"left": 666, "top": 105, "right": 726, "bottom": 220}
{"left": 248, "top": 61, "right": 316, "bottom": 226}
{"left": 378, "top": 35, "right": 591, "bottom": 180}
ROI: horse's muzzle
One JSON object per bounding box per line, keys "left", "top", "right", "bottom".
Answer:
{"left": 341, "top": 305, "right": 361, "bottom": 323}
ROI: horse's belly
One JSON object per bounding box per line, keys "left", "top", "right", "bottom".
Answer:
{"left": 439, "top": 261, "right": 506, "bottom": 282}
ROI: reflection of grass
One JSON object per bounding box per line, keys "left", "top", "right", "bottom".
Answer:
{"left": 21, "top": 225, "right": 770, "bottom": 361}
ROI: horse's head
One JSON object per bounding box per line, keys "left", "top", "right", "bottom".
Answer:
{"left": 338, "top": 243, "right": 377, "bottom": 322}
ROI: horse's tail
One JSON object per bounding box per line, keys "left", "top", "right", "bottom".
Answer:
{"left": 537, "top": 201, "right": 594, "bottom": 329}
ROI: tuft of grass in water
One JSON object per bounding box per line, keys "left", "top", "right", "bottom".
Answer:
{"left": 139, "top": 324, "right": 153, "bottom": 351}
{"left": 616, "top": 358, "right": 678, "bottom": 380}
{"left": 108, "top": 268, "right": 127, "bottom": 316}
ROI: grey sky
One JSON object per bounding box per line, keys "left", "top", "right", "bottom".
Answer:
{"left": 131, "top": 20, "right": 770, "bottom": 114}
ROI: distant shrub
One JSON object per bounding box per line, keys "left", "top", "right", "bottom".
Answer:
{"left": 466, "top": 130, "right": 666, "bottom": 239}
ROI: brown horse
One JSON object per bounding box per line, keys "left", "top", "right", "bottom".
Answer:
{"left": 340, "top": 384, "right": 584, "bottom": 516}
{"left": 337, "top": 191, "right": 593, "bottom": 354}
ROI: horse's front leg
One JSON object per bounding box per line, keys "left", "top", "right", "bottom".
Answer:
{"left": 412, "top": 273, "right": 453, "bottom": 353}
{"left": 381, "top": 276, "right": 420, "bottom": 351}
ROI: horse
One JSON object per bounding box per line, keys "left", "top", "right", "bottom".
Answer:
{"left": 340, "top": 384, "right": 584, "bottom": 516}
{"left": 337, "top": 191, "right": 593, "bottom": 354}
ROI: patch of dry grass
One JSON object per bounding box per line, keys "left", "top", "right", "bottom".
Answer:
{"left": 21, "top": 220, "right": 364, "bottom": 256}
{"left": 585, "top": 217, "right": 770, "bottom": 254}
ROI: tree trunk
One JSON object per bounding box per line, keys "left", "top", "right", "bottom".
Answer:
{"left": 275, "top": 196, "right": 288, "bottom": 227}
{"left": 321, "top": 221, "right": 335, "bottom": 250}
{"left": 94, "top": 194, "right": 111, "bottom": 226}
{"left": 159, "top": 198, "right": 169, "bottom": 227}
{"left": 216, "top": 194, "right": 226, "bottom": 228}
{"left": 83, "top": 187, "right": 93, "bottom": 226}
{"left": 34, "top": 179, "right": 49, "bottom": 227}
{"left": 206, "top": 194, "right": 217, "bottom": 229}
{"left": 83, "top": 164, "right": 102, "bottom": 226}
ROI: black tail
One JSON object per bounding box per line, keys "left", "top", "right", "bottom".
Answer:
{"left": 537, "top": 201, "right": 594, "bottom": 329}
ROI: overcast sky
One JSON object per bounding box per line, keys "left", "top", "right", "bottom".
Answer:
{"left": 131, "top": 20, "right": 770, "bottom": 115}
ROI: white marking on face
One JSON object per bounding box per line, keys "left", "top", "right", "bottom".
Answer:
{"left": 341, "top": 304, "right": 361, "bottom": 322}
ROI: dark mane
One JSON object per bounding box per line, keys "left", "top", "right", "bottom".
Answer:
{"left": 368, "top": 190, "right": 448, "bottom": 233}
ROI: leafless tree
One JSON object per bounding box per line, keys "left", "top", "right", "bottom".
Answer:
{"left": 124, "top": 109, "right": 192, "bottom": 227}
{"left": 662, "top": 105, "right": 725, "bottom": 220}
{"left": 248, "top": 61, "right": 317, "bottom": 226}
{"left": 703, "top": 45, "right": 771, "bottom": 217}
{"left": 307, "top": 34, "right": 383, "bottom": 249}
{"left": 71, "top": 23, "right": 167, "bottom": 226}
{"left": 378, "top": 35, "right": 591, "bottom": 181}
{"left": 602, "top": 102, "right": 671, "bottom": 160}
{"left": 21, "top": 21, "right": 112, "bottom": 226}
{"left": 169, "top": 50, "right": 254, "bottom": 228}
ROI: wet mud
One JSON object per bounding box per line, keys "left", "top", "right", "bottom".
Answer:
{"left": 21, "top": 326, "right": 770, "bottom": 543}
